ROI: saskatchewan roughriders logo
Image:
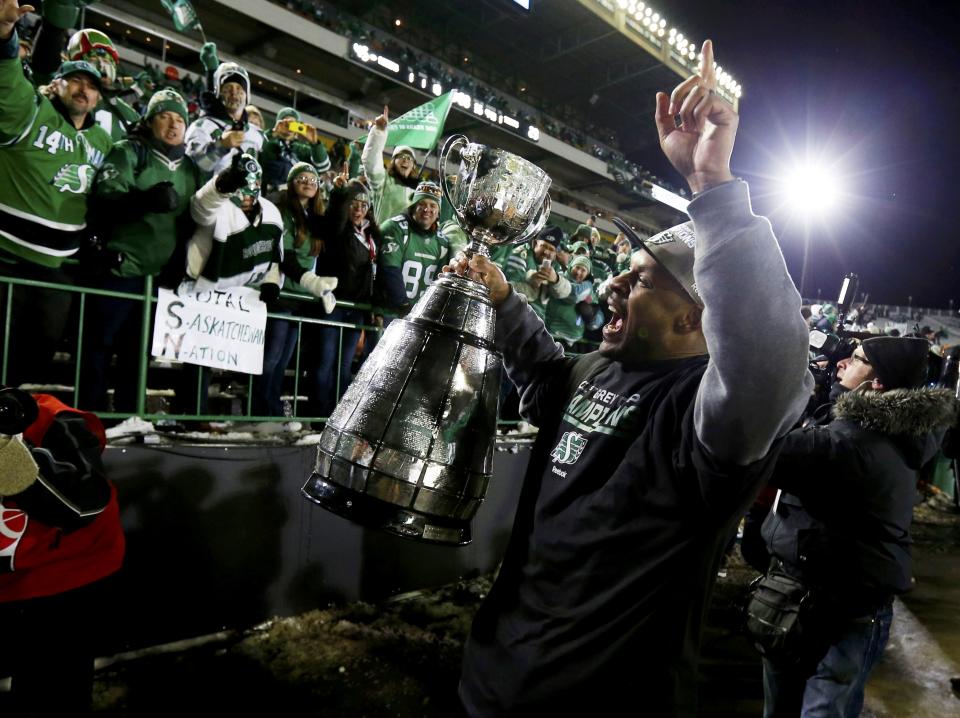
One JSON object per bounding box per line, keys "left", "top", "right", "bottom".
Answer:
{"left": 397, "top": 104, "right": 440, "bottom": 127}
{"left": 550, "top": 431, "right": 588, "bottom": 465}
{"left": 51, "top": 163, "right": 97, "bottom": 194}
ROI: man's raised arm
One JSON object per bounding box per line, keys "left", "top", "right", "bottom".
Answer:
{"left": 657, "top": 41, "right": 812, "bottom": 465}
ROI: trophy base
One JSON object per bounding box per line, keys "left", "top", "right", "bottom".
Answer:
{"left": 301, "top": 473, "right": 473, "bottom": 546}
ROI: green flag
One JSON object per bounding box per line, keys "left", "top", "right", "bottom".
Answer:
{"left": 160, "top": 0, "right": 202, "bottom": 32}
{"left": 366, "top": 92, "right": 454, "bottom": 151}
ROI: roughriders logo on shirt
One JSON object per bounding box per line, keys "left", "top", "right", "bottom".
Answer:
{"left": 0, "top": 501, "right": 28, "bottom": 573}
{"left": 550, "top": 431, "right": 588, "bottom": 465}
{"left": 51, "top": 163, "right": 97, "bottom": 194}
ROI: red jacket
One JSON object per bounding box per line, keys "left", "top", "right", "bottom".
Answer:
{"left": 0, "top": 395, "right": 124, "bottom": 602}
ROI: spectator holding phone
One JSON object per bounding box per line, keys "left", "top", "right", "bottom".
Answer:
{"left": 503, "top": 226, "right": 571, "bottom": 320}
{"left": 260, "top": 107, "right": 331, "bottom": 195}
{"left": 545, "top": 254, "right": 599, "bottom": 348}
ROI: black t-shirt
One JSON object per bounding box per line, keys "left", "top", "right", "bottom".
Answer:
{"left": 461, "top": 354, "right": 780, "bottom": 717}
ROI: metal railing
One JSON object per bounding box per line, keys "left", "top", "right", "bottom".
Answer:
{"left": 0, "top": 272, "right": 381, "bottom": 425}
{"left": 1, "top": 273, "right": 597, "bottom": 428}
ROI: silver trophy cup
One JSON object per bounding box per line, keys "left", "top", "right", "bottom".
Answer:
{"left": 302, "top": 135, "right": 551, "bottom": 545}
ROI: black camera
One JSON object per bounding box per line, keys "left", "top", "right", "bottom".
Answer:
{"left": 0, "top": 387, "right": 38, "bottom": 435}
{"left": 806, "top": 273, "right": 861, "bottom": 409}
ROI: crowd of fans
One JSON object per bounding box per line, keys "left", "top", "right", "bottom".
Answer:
{"left": 267, "top": 0, "right": 678, "bottom": 190}
{"left": 1, "top": 8, "right": 950, "bottom": 429}
{"left": 0, "top": 9, "right": 649, "bottom": 427}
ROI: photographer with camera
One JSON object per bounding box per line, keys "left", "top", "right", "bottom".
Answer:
{"left": 750, "top": 336, "right": 958, "bottom": 717}
{"left": 0, "top": 388, "right": 125, "bottom": 715}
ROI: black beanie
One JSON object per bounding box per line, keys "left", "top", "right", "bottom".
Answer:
{"left": 537, "top": 225, "right": 564, "bottom": 247}
{"left": 861, "top": 336, "right": 929, "bottom": 390}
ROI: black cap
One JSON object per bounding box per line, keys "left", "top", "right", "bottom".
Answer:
{"left": 861, "top": 336, "right": 930, "bottom": 390}
{"left": 537, "top": 225, "right": 565, "bottom": 247}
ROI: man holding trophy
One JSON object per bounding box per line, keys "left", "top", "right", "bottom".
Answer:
{"left": 452, "top": 41, "right": 813, "bottom": 716}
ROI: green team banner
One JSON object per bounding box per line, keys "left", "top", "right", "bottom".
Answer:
{"left": 370, "top": 92, "right": 454, "bottom": 151}
{"left": 160, "top": 0, "right": 202, "bottom": 32}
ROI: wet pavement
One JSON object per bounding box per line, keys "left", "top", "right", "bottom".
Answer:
{"left": 3, "top": 504, "right": 957, "bottom": 717}
{"left": 861, "top": 517, "right": 960, "bottom": 717}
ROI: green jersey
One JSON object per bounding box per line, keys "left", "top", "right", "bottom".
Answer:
{"left": 0, "top": 52, "right": 112, "bottom": 267}
{"left": 590, "top": 244, "right": 617, "bottom": 282}
{"left": 93, "top": 138, "right": 200, "bottom": 277}
{"left": 379, "top": 214, "right": 451, "bottom": 302}
{"left": 91, "top": 95, "right": 141, "bottom": 142}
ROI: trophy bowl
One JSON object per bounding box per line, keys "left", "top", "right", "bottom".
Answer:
{"left": 439, "top": 134, "right": 552, "bottom": 255}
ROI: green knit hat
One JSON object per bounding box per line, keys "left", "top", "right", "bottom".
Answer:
{"left": 569, "top": 255, "right": 592, "bottom": 274}
{"left": 410, "top": 181, "right": 442, "bottom": 207}
{"left": 277, "top": 107, "right": 300, "bottom": 122}
{"left": 287, "top": 161, "right": 318, "bottom": 185}
{"left": 145, "top": 88, "right": 189, "bottom": 123}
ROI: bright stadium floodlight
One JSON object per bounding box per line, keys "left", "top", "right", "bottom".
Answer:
{"left": 781, "top": 164, "right": 844, "bottom": 218}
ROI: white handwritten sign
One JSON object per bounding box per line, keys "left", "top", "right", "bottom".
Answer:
{"left": 151, "top": 286, "right": 267, "bottom": 375}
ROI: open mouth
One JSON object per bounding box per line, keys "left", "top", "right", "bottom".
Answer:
{"left": 602, "top": 304, "right": 624, "bottom": 340}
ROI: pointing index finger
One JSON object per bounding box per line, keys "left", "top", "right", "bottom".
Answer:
{"left": 698, "top": 39, "right": 716, "bottom": 90}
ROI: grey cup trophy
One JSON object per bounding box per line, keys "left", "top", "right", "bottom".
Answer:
{"left": 301, "top": 134, "right": 551, "bottom": 545}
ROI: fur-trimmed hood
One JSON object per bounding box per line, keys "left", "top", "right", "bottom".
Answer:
{"left": 834, "top": 387, "right": 959, "bottom": 436}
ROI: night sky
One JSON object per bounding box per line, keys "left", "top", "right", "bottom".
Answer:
{"left": 637, "top": 0, "right": 960, "bottom": 308}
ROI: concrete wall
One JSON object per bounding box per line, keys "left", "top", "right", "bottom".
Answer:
{"left": 103, "top": 441, "right": 530, "bottom": 650}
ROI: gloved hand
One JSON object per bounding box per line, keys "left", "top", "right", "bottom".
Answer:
{"left": 575, "top": 300, "right": 596, "bottom": 321}
{"left": 259, "top": 282, "right": 280, "bottom": 306}
{"left": 199, "top": 42, "right": 219, "bottom": 72}
{"left": 299, "top": 271, "right": 337, "bottom": 298}
{"left": 79, "top": 234, "right": 124, "bottom": 276}
{"left": 320, "top": 290, "right": 336, "bottom": 315}
{"left": 215, "top": 151, "right": 248, "bottom": 194}
{"left": 0, "top": 435, "right": 39, "bottom": 497}
{"left": 140, "top": 181, "right": 180, "bottom": 213}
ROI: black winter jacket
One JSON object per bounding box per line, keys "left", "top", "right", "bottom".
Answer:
{"left": 762, "top": 387, "right": 957, "bottom": 613}
{"left": 315, "top": 187, "right": 382, "bottom": 303}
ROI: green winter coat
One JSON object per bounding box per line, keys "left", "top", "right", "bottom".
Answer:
{"left": 280, "top": 207, "right": 317, "bottom": 296}
{"left": 93, "top": 138, "right": 200, "bottom": 277}
{"left": 590, "top": 245, "right": 617, "bottom": 283}
{"left": 0, "top": 43, "right": 112, "bottom": 267}
{"left": 260, "top": 133, "right": 332, "bottom": 180}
